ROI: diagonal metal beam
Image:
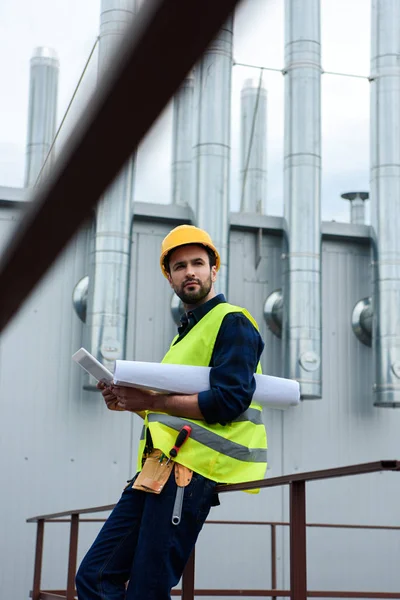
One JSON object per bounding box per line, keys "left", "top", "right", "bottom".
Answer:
{"left": 0, "top": 0, "right": 240, "bottom": 333}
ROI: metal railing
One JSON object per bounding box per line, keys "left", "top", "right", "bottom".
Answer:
{"left": 27, "top": 460, "right": 400, "bottom": 600}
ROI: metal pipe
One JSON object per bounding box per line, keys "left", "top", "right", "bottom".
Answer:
{"left": 341, "top": 191, "right": 369, "bottom": 225}
{"left": 240, "top": 77, "right": 267, "bottom": 213}
{"left": 370, "top": 0, "right": 400, "bottom": 407}
{"left": 192, "top": 15, "right": 233, "bottom": 296}
{"left": 87, "top": 0, "right": 137, "bottom": 377}
{"left": 24, "top": 47, "right": 59, "bottom": 187}
{"left": 283, "top": 0, "right": 322, "bottom": 399}
{"left": 172, "top": 74, "right": 194, "bottom": 207}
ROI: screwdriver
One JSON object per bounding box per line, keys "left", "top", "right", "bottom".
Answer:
{"left": 165, "top": 425, "right": 192, "bottom": 465}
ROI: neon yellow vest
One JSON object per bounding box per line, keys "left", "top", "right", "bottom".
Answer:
{"left": 137, "top": 302, "right": 268, "bottom": 485}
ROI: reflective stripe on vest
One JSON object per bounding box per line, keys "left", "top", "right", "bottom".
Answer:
{"left": 233, "top": 407, "right": 263, "bottom": 425}
{"left": 147, "top": 413, "right": 267, "bottom": 463}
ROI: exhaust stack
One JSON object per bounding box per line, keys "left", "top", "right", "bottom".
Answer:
{"left": 341, "top": 191, "right": 369, "bottom": 225}
{"left": 370, "top": 0, "right": 400, "bottom": 407}
{"left": 87, "top": 0, "right": 136, "bottom": 376}
{"left": 283, "top": 0, "right": 322, "bottom": 399}
{"left": 24, "top": 47, "right": 59, "bottom": 187}
{"left": 172, "top": 74, "right": 194, "bottom": 207}
{"left": 192, "top": 16, "right": 233, "bottom": 296}
{"left": 240, "top": 78, "right": 267, "bottom": 214}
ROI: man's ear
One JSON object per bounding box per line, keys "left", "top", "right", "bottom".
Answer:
{"left": 211, "top": 265, "right": 217, "bottom": 282}
{"left": 167, "top": 273, "right": 173, "bottom": 288}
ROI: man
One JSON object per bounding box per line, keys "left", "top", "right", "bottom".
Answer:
{"left": 76, "top": 224, "right": 267, "bottom": 600}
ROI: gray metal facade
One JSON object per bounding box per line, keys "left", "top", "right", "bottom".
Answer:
{"left": 0, "top": 198, "right": 399, "bottom": 598}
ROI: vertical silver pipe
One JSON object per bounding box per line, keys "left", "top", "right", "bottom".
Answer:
{"left": 24, "top": 47, "right": 59, "bottom": 187}
{"left": 370, "top": 0, "right": 400, "bottom": 407}
{"left": 87, "top": 0, "right": 136, "bottom": 374}
{"left": 283, "top": 0, "right": 322, "bottom": 399}
{"left": 172, "top": 74, "right": 194, "bottom": 207}
{"left": 193, "top": 16, "right": 233, "bottom": 296}
{"left": 240, "top": 77, "right": 267, "bottom": 214}
{"left": 341, "top": 192, "right": 369, "bottom": 225}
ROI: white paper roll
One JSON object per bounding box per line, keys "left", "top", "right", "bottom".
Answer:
{"left": 113, "top": 361, "right": 300, "bottom": 410}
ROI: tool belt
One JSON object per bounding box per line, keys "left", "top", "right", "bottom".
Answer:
{"left": 133, "top": 449, "right": 192, "bottom": 494}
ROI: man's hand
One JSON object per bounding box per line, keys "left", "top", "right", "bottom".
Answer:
{"left": 97, "top": 381, "right": 157, "bottom": 412}
{"left": 96, "top": 381, "right": 125, "bottom": 411}
{"left": 97, "top": 382, "right": 204, "bottom": 420}
{"left": 110, "top": 385, "right": 157, "bottom": 412}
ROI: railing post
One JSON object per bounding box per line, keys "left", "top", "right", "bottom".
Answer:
{"left": 290, "top": 480, "right": 307, "bottom": 600}
{"left": 271, "top": 523, "right": 277, "bottom": 600}
{"left": 181, "top": 546, "right": 195, "bottom": 600}
{"left": 32, "top": 519, "right": 45, "bottom": 600}
{"left": 66, "top": 513, "right": 80, "bottom": 600}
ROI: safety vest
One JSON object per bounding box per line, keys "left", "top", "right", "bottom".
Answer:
{"left": 137, "top": 302, "right": 268, "bottom": 485}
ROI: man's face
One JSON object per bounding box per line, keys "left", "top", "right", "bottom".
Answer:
{"left": 167, "top": 245, "right": 217, "bottom": 307}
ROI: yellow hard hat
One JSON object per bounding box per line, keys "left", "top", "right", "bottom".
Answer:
{"left": 160, "top": 225, "right": 220, "bottom": 278}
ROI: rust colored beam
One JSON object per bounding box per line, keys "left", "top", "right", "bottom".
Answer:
{"left": 170, "top": 592, "right": 400, "bottom": 598}
{"left": 0, "top": 0, "right": 240, "bottom": 334}
{"left": 27, "top": 504, "right": 116, "bottom": 523}
{"left": 66, "top": 514, "right": 79, "bottom": 600}
{"left": 271, "top": 523, "right": 277, "bottom": 595}
{"left": 32, "top": 519, "right": 45, "bottom": 600}
{"left": 182, "top": 547, "right": 195, "bottom": 600}
{"left": 40, "top": 593, "right": 68, "bottom": 600}
{"left": 307, "top": 593, "right": 400, "bottom": 599}
{"left": 290, "top": 481, "right": 307, "bottom": 600}
{"left": 215, "top": 461, "right": 400, "bottom": 494}
{"left": 171, "top": 592, "right": 290, "bottom": 597}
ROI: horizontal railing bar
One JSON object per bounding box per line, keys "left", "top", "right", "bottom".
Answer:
{"left": 215, "top": 460, "right": 400, "bottom": 494}
{"left": 39, "top": 593, "right": 70, "bottom": 600}
{"left": 40, "top": 590, "right": 400, "bottom": 599}
{"left": 36, "top": 519, "right": 110, "bottom": 524}
{"left": 170, "top": 591, "right": 400, "bottom": 598}
{"left": 27, "top": 461, "right": 400, "bottom": 522}
{"left": 27, "top": 505, "right": 115, "bottom": 523}
{"left": 28, "top": 517, "right": 400, "bottom": 531}
{"left": 206, "top": 520, "right": 400, "bottom": 531}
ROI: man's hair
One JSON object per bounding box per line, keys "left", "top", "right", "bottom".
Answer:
{"left": 164, "top": 243, "right": 217, "bottom": 275}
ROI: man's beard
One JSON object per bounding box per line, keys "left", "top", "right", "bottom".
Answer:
{"left": 174, "top": 274, "right": 212, "bottom": 305}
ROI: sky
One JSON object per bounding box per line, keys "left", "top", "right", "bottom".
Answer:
{"left": 0, "top": 0, "right": 371, "bottom": 223}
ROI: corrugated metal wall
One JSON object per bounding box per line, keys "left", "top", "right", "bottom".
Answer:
{"left": 0, "top": 206, "right": 399, "bottom": 598}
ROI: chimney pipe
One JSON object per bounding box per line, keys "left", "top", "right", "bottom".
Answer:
{"left": 341, "top": 191, "right": 369, "bottom": 225}
{"left": 370, "top": 0, "right": 400, "bottom": 407}
{"left": 24, "top": 47, "right": 59, "bottom": 187}
{"left": 283, "top": 0, "right": 322, "bottom": 399}
{"left": 172, "top": 74, "right": 194, "bottom": 207}
{"left": 240, "top": 77, "right": 267, "bottom": 214}
{"left": 192, "top": 15, "right": 233, "bottom": 296}
{"left": 87, "top": 0, "right": 136, "bottom": 378}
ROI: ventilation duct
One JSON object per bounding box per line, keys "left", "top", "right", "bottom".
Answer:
{"left": 240, "top": 78, "right": 267, "bottom": 214}
{"left": 87, "top": 0, "right": 137, "bottom": 378}
{"left": 172, "top": 74, "right": 194, "bottom": 207}
{"left": 282, "top": 0, "right": 322, "bottom": 399}
{"left": 24, "top": 47, "right": 59, "bottom": 187}
{"left": 192, "top": 15, "right": 233, "bottom": 296}
{"left": 370, "top": 0, "right": 400, "bottom": 407}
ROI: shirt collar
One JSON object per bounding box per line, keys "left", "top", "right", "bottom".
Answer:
{"left": 178, "top": 293, "right": 226, "bottom": 333}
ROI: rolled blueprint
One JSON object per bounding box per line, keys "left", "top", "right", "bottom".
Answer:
{"left": 113, "top": 361, "right": 300, "bottom": 410}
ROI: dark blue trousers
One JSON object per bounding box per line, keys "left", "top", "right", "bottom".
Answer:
{"left": 75, "top": 471, "right": 217, "bottom": 599}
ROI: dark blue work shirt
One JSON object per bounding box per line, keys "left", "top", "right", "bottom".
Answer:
{"left": 175, "top": 294, "right": 265, "bottom": 426}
